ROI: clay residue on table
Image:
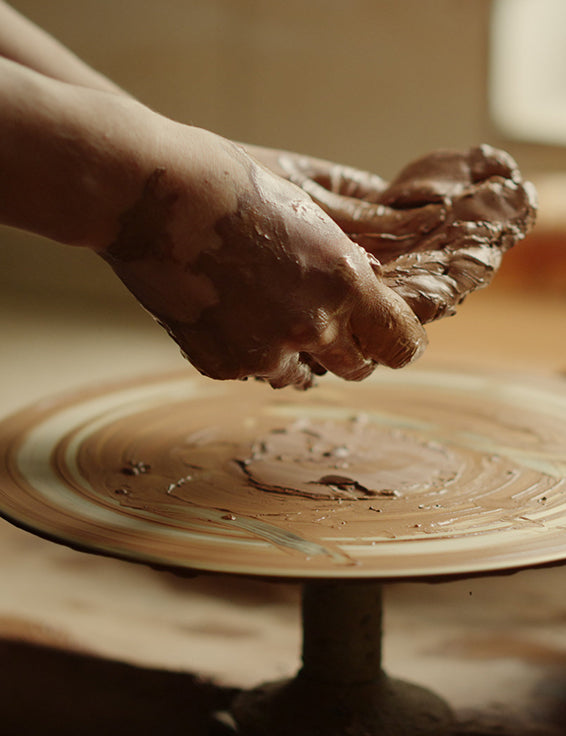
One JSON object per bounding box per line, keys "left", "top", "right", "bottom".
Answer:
{"left": 234, "top": 417, "right": 455, "bottom": 502}
{"left": 3, "top": 371, "right": 566, "bottom": 576}
{"left": 61, "top": 377, "right": 565, "bottom": 571}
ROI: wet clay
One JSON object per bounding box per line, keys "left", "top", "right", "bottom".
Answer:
{"left": 282, "top": 145, "right": 537, "bottom": 324}
{"left": 1, "top": 370, "right": 566, "bottom": 579}
{"left": 104, "top": 168, "right": 179, "bottom": 263}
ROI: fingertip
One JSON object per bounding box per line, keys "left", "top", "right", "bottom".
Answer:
{"left": 298, "top": 352, "right": 328, "bottom": 377}
{"left": 386, "top": 327, "right": 428, "bottom": 368}
{"left": 266, "top": 355, "right": 316, "bottom": 390}
{"left": 351, "top": 281, "right": 428, "bottom": 369}
{"left": 308, "top": 335, "right": 377, "bottom": 382}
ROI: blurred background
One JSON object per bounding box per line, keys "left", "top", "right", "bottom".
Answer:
{"left": 1, "top": 3, "right": 566, "bottom": 734}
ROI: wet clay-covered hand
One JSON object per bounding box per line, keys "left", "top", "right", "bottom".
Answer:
{"left": 250, "top": 144, "right": 537, "bottom": 324}
{"left": 101, "top": 128, "right": 426, "bottom": 389}
{"left": 0, "top": 6, "right": 533, "bottom": 391}
{"left": 363, "top": 145, "right": 537, "bottom": 322}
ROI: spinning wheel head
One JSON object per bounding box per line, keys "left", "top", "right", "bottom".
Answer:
{"left": 0, "top": 369, "right": 565, "bottom": 580}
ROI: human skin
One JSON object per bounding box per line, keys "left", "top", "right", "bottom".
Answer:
{"left": 255, "top": 144, "right": 537, "bottom": 324}
{"left": 0, "top": 0, "right": 126, "bottom": 95}
{"left": 0, "top": 4, "right": 534, "bottom": 390}
{"left": 0, "top": 13, "right": 426, "bottom": 388}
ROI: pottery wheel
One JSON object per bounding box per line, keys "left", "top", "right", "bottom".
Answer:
{"left": 1, "top": 367, "right": 565, "bottom": 580}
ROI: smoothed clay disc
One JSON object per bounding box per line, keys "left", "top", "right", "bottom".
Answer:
{"left": 1, "top": 369, "right": 566, "bottom": 579}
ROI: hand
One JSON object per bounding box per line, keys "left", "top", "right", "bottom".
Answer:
{"left": 243, "top": 144, "right": 446, "bottom": 246}
{"left": 101, "top": 127, "right": 426, "bottom": 389}
{"left": 248, "top": 144, "right": 537, "bottom": 324}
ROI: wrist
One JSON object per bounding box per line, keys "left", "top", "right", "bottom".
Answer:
{"left": 71, "top": 95, "right": 167, "bottom": 251}
{"left": 0, "top": 58, "right": 169, "bottom": 250}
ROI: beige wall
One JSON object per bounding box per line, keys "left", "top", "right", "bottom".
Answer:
{"left": 10, "top": 0, "right": 495, "bottom": 175}
{"left": 1, "top": 0, "right": 563, "bottom": 300}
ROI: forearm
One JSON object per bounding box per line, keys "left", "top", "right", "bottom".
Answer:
{"left": 0, "top": 1, "right": 126, "bottom": 95}
{"left": 0, "top": 57, "right": 163, "bottom": 248}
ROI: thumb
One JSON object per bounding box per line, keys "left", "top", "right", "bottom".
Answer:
{"left": 350, "top": 258, "right": 428, "bottom": 369}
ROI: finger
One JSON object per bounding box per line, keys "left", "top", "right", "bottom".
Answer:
{"left": 283, "top": 169, "right": 390, "bottom": 232}
{"left": 380, "top": 145, "right": 522, "bottom": 209}
{"left": 263, "top": 351, "right": 316, "bottom": 391}
{"left": 381, "top": 150, "right": 473, "bottom": 207}
{"left": 468, "top": 144, "right": 518, "bottom": 183}
{"left": 351, "top": 232, "right": 424, "bottom": 264}
{"left": 280, "top": 168, "right": 446, "bottom": 238}
{"left": 308, "top": 331, "right": 377, "bottom": 382}
{"left": 310, "top": 163, "right": 388, "bottom": 202}
{"left": 345, "top": 200, "right": 445, "bottom": 249}
{"left": 451, "top": 177, "right": 537, "bottom": 236}
{"left": 382, "top": 247, "right": 503, "bottom": 325}
{"left": 349, "top": 275, "right": 428, "bottom": 369}
{"left": 298, "top": 352, "right": 327, "bottom": 377}
{"left": 278, "top": 154, "right": 388, "bottom": 201}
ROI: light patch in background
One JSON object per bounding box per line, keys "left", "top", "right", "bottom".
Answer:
{"left": 490, "top": 0, "right": 566, "bottom": 145}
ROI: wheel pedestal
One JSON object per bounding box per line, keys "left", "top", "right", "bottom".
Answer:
{"left": 233, "top": 580, "right": 453, "bottom": 736}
